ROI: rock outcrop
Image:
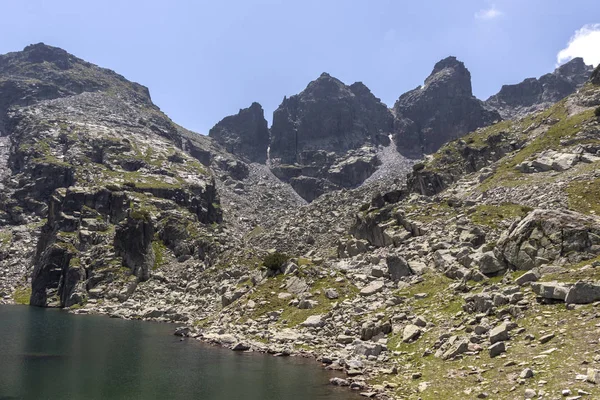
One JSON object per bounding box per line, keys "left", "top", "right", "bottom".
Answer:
{"left": 496, "top": 209, "right": 600, "bottom": 270}
{"left": 486, "top": 57, "right": 594, "bottom": 119}
{"left": 0, "top": 44, "right": 223, "bottom": 308}
{"left": 208, "top": 102, "right": 270, "bottom": 163}
{"left": 393, "top": 56, "right": 500, "bottom": 156}
{"left": 270, "top": 73, "right": 392, "bottom": 163}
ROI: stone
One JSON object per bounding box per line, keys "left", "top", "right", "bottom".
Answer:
{"left": 231, "top": 342, "right": 250, "bottom": 351}
{"left": 285, "top": 276, "right": 309, "bottom": 295}
{"left": 539, "top": 333, "right": 555, "bottom": 344}
{"left": 442, "top": 338, "right": 469, "bottom": 360}
{"left": 524, "top": 388, "right": 537, "bottom": 399}
{"left": 353, "top": 340, "right": 384, "bottom": 357}
{"left": 402, "top": 324, "right": 422, "bottom": 343}
{"left": 497, "top": 209, "right": 600, "bottom": 271}
{"left": 531, "top": 282, "right": 570, "bottom": 301}
{"left": 565, "top": 281, "right": 600, "bottom": 304}
{"left": 476, "top": 251, "right": 506, "bottom": 275}
{"left": 386, "top": 254, "right": 413, "bottom": 281}
{"left": 520, "top": 368, "right": 534, "bottom": 379}
{"left": 587, "top": 368, "right": 600, "bottom": 384}
{"left": 360, "top": 281, "right": 384, "bottom": 296}
{"left": 489, "top": 323, "right": 509, "bottom": 344}
{"left": 324, "top": 288, "right": 339, "bottom": 299}
{"left": 488, "top": 341, "right": 506, "bottom": 358}
{"left": 516, "top": 270, "right": 540, "bottom": 286}
{"left": 301, "top": 315, "right": 324, "bottom": 328}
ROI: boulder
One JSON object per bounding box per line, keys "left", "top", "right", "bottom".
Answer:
{"left": 402, "top": 324, "right": 422, "bottom": 343}
{"left": 497, "top": 209, "right": 600, "bottom": 270}
{"left": 386, "top": 254, "right": 414, "bottom": 281}
{"left": 301, "top": 315, "right": 324, "bottom": 328}
{"left": 565, "top": 281, "right": 600, "bottom": 304}
{"left": 531, "top": 282, "right": 570, "bottom": 301}
{"left": 360, "top": 281, "right": 384, "bottom": 296}
{"left": 475, "top": 251, "right": 506, "bottom": 275}
{"left": 489, "top": 323, "right": 509, "bottom": 344}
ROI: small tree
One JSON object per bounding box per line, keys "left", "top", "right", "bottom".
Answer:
{"left": 263, "top": 252, "right": 289, "bottom": 272}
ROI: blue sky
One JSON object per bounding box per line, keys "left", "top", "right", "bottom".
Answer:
{"left": 1, "top": 1, "right": 599, "bottom": 134}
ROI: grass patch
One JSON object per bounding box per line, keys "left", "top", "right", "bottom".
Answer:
{"left": 567, "top": 177, "right": 600, "bottom": 215}
{"left": 13, "top": 286, "right": 31, "bottom": 305}
{"left": 152, "top": 240, "right": 166, "bottom": 270}
{"left": 469, "top": 203, "right": 533, "bottom": 229}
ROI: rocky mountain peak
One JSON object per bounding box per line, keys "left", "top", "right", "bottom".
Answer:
{"left": 208, "top": 102, "right": 270, "bottom": 163}
{"left": 393, "top": 56, "right": 499, "bottom": 156}
{"left": 20, "top": 42, "right": 75, "bottom": 69}
{"left": 423, "top": 56, "right": 472, "bottom": 96}
{"left": 554, "top": 57, "right": 588, "bottom": 77}
{"left": 0, "top": 43, "right": 152, "bottom": 135}
{"left": 485, "top": 57, "right": 593, "bottom": 119}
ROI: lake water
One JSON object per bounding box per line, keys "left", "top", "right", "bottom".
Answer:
{"left": 0, "top": 305, "right": 356, "bottom": 400}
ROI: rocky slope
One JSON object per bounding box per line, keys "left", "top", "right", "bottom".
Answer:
{"left": 486, "top": 57, "right": 594, "bottom": 119}
{"left": 2, "top": 44, "right": 600, "bottom": 400}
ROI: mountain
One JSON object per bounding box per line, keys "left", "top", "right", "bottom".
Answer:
{"left": 393, "top": 56, "right": 501, "bottom": 157}
{"left": 3, "top": 43, "right": 600, "bottom": 400}
{"left": 268, "top": 73, "right": 395, "bottom": 201}
{"left": 485, "top": 57, "right": 594, "bottom": 119}
{"left": 0, "top": 43, "right": 224, "bottom": 307}
{"left": 208, "top": 102, "right": 269, "bottom": 163}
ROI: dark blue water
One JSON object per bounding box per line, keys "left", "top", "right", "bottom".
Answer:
{"left": 0, "top": 305, "right": 355, "bottom": 400}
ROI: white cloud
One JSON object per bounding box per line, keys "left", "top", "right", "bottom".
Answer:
{"left": 557, "top": 24, "right": 600, "bottom": 67}
{"left": 475, "top": 5, "right": 503, "bottom": 20}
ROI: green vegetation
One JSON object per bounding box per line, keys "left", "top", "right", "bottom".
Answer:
{"left": 567, "top": 178, "right": 600, "bottom": 215}
{"left": 152, "top": 240, "right": 166, "bottom": 270}
{"left": 469, "top": 203, "right": 533, "bottom": 228}
{"left": 263, "top": 252, "right": 289, "bottom": 272}
{"left": 13, "top": 286, "right": 31, "bottom": 305}
{"left": 481, "top": 103, "right": 595, "bottom": 190}
{"left": 595, "top": 106, "right": 600, "bottom": 118}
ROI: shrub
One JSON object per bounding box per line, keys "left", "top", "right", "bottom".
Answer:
{"left": 263, "top": 252, "right": 289, "bottom": 272}
{"left": 595, "top": 106, "right": 600, "bottom": 118}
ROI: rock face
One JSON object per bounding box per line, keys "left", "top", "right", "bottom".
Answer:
{"left": 496, "top": 209, "right": 600, "bottom": 270}
{"left": 393, "top": 56, "right": 500, "bottom": 156}
{"left": 0, "top": 44, "right": 223, "bottom": 308}
{"left": 486, "top": 58, "right": 594, "bottom": 119}
{"left": 270, "top": 73, "right": 392, "bottom": 163}
{"left": 0, "top": 43, "right": 152, "bottom": 136}
{"left": 208, "top": 102, "right": 269, "bottom": 163}
{"left": 268, "top": 73, "right": 393, "bottom": 201}
{"left": 592, "top": 64, "right": 600, "bottom": 85}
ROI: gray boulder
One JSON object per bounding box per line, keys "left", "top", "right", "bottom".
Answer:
{"left": 565, "top": 281, "right": 600, "bottom": 304}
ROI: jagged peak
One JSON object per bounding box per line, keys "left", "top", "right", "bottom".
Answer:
{"left": 430, "top": 56, "right": 467, "bottom": 75}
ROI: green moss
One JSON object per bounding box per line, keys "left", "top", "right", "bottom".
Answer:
{"left": 263, "top": 252, "right": 289, "bottom": 271}
{"left": 13, "top": 286, "right": 31, "bottom": 305}
{"left": 567, "top": 177, "right": 600, "bottom": 215}
{"left": 152, "top": 240, "right": 166, "bottom": 270}
{"left": 469, "top": 203, "right": 533, "bottom": 228}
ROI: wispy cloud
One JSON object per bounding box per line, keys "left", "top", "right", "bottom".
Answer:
{"left": 557, "top": 24, "right": 600, "bottom": 67}
{"left": 475, "top": 4, "right": 503, "bottom": 20}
